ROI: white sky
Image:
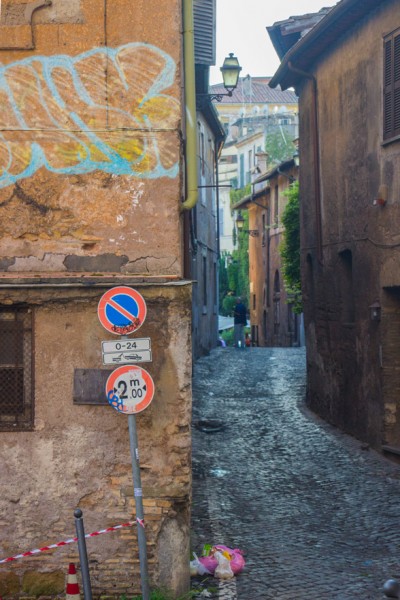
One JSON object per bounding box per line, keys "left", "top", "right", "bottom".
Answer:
{"left": 210, "top": 0, "right": 335, "bottom": 84}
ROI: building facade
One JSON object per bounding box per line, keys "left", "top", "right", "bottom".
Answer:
{"left": 233, "top": 158, "right": 300, "bottom": 347}
{"left": 270, "top": 0, "right": 400, "bottom": 451}
{"left": 0, "top": 0, "right": 216, "bottom": 596}
{"left": 218, "top": 141, "right": 238, "bottom": 254}
{"left": 190, "top": 104, "right": 225, "bottom": 358}
{"left": 190, "top": 0, "right": 225, "bottom": 358}
{"left": 211, "top": 76, "right": 298, "bottom": 255}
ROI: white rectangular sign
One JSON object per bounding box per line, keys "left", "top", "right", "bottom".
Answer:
{"left": 102, "top": 349, "right": 152, "bottom": 365}
{"left": 102, "top": 338, "right": 151, "bottom": 353}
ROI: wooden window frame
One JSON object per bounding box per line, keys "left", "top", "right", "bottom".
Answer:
{"left": 0, "top": 307, "right": 34, "bottom": 431}
{"left": 383, "top": 27, "right": 400, "bottom": 142}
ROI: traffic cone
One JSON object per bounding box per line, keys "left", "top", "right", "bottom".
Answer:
{"left": 66, "top": 563, "right": 81, "bottom": 599}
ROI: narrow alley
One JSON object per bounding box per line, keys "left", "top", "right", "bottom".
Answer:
{"left": 191, "top": 347, "right": 400, "bottom": 600}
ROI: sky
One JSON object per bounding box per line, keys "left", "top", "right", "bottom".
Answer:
{"left": 210, "top": 0, "right": 336, "bottom": 84}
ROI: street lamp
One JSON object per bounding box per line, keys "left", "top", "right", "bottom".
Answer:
{"left": 198, "top": 53, "right": 242, "bottom": 103}
{"left": 236, "top": 211, "right": 259, "bottom": 237}
{"left": 219, "top": 53, "right": 242, "bottom": 96}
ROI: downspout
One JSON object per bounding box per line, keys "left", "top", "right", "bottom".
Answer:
{"left": 181, "top": 0, "right": 198, "bottom": 211}
{"left": 287, "top": 62, "right": 323, "bottom": 264}
{"left": 215, "top": 144, "right": 221, "bottom": 259}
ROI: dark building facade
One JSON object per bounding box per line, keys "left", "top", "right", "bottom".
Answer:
{"left": 269, "top": 0, "right": 400, "bottom": 452}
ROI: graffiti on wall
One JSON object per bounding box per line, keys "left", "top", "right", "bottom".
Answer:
{"left": 0, "top": 43, "right": 180, "bottom": 188}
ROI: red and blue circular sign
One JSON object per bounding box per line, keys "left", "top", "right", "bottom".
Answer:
{"left": 106, "top": 365, "right": 155, "bottom": 414}
{"left": 98, "top": 287, "right": 147, "bottom": 335}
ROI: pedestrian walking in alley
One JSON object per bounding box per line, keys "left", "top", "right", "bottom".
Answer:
{"left": 233, "top": 297, "right": 247, "bottom": 348}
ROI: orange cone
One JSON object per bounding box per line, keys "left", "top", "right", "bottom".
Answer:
{"left": 66, "top": 563, "right": 81, "bottom": 599}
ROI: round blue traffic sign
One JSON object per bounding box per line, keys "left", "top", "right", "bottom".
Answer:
{"left": 98, "top": 287, "right": 147, "bottom": 335}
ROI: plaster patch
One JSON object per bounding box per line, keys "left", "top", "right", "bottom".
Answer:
{"left": 8, "top": 253, "right": 67, "bottom": 271}
{"left": 63, "top": 253, "right": 129, "bottom": 272}
{"left": 33, "top": 0, "right": 83, "bottom": 23}
{"left": 1, "top": 1, "right": 52, "bottom": 26}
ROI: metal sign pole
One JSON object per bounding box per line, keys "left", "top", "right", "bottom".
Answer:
{"left": 128, "top": 413, "right": 150, "bottom": 600}
{"left": 98, "top": 291, "right": 152, "bottom": 600}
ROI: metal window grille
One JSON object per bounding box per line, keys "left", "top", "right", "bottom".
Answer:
{"left": 0, "top": 308, "right": 34, "bottom": 431}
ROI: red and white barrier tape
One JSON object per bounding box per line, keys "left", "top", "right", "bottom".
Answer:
{"left": 0, "top": 520, "right": 137, "bottom": 564}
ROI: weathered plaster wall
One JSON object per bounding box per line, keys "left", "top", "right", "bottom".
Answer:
{"left": 0, "top": 0, "right": 183, "bottom": 276}
{"left": 0, "top": 0, "right": 193, "bottom": 596}
{"left": 300, "top": 0, "right": 399, "bottom": 447}
{"left": 0, "top": 283, "right": 192, "bottom": 596}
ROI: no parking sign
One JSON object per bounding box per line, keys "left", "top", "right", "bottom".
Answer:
{"left": 98, "top": 287, "right": 147, "bottom": 335}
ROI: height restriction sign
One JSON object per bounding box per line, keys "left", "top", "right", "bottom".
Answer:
{"left": 98, "top": 287, "right": 147, "bottom": 335}
{"left": 106, "top": 365, "right": 155, "bottom": 414}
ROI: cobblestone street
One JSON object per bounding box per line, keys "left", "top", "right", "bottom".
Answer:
{"left": 191, "top": 347, "right": 400, "bottom": 600}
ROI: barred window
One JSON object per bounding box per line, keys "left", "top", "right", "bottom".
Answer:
{"left": 0, "top": 308, "right": 34, "bottom": 431}
{"left": 383, "top": 27, "right": 400, "bottom": 141}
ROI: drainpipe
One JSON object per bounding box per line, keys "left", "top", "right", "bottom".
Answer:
{"left": 181, "top": 0, "right": 198, "bottom": 211}
{"left": 287, "top": 62, "right": 323, "bottom": 264}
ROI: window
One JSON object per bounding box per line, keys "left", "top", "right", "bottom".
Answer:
{"left": 338, "top": 249, "right": 355, "bottom": 323}
{"left": 213, "top": 260, "right": 218, "bottom": 315}
{"left": 383, "top": 28, "right": 400, "bottom": 141}
{"left": 239, "top": 154, "right": 244, "bottom": 188}
{"left": 0, "top": 308, "right": 34, "bottom": 431}
{"left": 200, "top": 131, "right": 205, "bottom": 175}
{"left": 202, "top": 254, "right": 207, "bottom": 313}
{"left": 219, "top": 207, "right": 224, "bottom": 237}
{"left": 262, "top": 214, "right": 266, "bottom": 247}
{"left": 274, "top": 185, "right": 279, "bottom": 225}
{"left": 273, "top": 270, "right": 280, "bottom": 335}
{"left": 306, "top": 253, "right": 315, "bottom": 313}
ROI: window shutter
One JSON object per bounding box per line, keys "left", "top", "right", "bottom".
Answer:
{"left": 193, "top": 0, "right": 216, "bottom": 66}
{"left": 383, "top": 29, "right": 400, "bottom": 140}
{"left": 394, "top": 33, "right": 400, "bottom": 133}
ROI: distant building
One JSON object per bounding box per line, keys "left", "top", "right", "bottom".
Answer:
{"left": 233, "top": 157, "right": 301, "bottom": 347}
{"left": 210, "top": 76, "right": 298, "bottom": 142}
{"left": 211, "top": 76, "right": 298, "bottom": 254}
{"left": 218, "top": 141, "right": 238, "bottom": 255}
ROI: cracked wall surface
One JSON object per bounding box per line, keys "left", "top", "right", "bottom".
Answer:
{"left": 0, "top": 285, "right": 192, "bottom": 597}
{"left": 0, "top": 0, "right": 191, "bottom": 597}
{"left": 0, "top": 0, "right": 183, "bottom": 277}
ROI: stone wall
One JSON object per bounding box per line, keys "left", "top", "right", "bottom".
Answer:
{"left": 0, "top": 282, "right": 192, "bottom": 597}
{"left": 299, "top": 0, "right": 399, "bottom": 447}
{"left": 0, "top": 0, "right": 192, "bottom": 596}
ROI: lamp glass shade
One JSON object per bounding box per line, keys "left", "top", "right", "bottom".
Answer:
{"left": 220, "top": 53, "right": 242, "bottom": 90}
{"left": 236, "top": 212, "right": 245, "bottom": 230}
